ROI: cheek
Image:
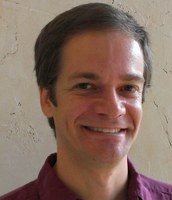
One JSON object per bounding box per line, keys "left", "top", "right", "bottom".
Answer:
{"left": 58, "top": 97, "right": 92, "bottom": 121}
{"left": 127, "top": 100, "right": 143, "bottom": 127}
{"left": 133, "top": 101, "right": 143, "bottom": 127}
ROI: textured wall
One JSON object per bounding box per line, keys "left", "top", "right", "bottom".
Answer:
{"left": 0, "top": 0, "right": 172, "bottom": 195}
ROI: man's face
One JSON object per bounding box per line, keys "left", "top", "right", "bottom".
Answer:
{"left": 41, "top": 30, "right": 144, "bottom": 167}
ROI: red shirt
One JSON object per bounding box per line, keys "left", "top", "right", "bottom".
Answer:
{"left": 0, "top": 153, "right": 172, "bottom": 200}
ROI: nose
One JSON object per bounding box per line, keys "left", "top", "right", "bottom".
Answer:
{"left": 94, "top": 89, "right": 126, "bottom": 119}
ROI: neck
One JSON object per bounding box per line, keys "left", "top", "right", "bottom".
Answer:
{"left": 54, "top": 150, "right": 128, "bottom": 200}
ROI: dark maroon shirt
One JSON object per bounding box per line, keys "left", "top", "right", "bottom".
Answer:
{"left": 0, "top": 153, "right": 172, "bottom": 200}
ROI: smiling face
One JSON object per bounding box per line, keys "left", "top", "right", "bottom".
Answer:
{"left": 41, "top": 30, "right": 144, "bottom": 167}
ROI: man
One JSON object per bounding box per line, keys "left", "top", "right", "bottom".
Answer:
{"left": 1, "top": 3, "right": 172, "bottom": 200}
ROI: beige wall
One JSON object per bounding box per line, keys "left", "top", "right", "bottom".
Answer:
{"left": 0, "top": 0, "right": 172, "bottom": 195}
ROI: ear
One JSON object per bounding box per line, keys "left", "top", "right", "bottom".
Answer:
{"left": 39, "top": 87, "right": 54, "bottom": 117}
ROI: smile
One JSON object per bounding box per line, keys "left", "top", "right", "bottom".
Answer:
{"left": 84, "top": 126, "right": 121, "bottom": 134}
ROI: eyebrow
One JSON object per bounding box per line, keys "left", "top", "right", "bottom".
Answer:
{"left": 121, "top": 73, "right": 145, "bottom": 83}
{"left": 68, "top": 71, "right": 145, "bottom": 83}
{"left": 68, "top": 72, "right": 100, "bottom": 81}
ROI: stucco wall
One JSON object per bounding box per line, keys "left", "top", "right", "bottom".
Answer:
{"left": 0, "top": 0, "right": 172, "bottom": 195}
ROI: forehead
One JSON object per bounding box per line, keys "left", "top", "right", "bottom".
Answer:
{"left": 60, "top": 30, "right": 144, "bottom": 79}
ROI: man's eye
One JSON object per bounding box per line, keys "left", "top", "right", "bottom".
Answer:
{"left": 121, "top": 85, "right": 139, "bottom": 93}
{"left": 76, "top": 83, "right": 93, "bottom": 90}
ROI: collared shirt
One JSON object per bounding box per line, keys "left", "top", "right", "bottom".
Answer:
{"left": 0, "top": 153, "right": 172, "bottom": 200}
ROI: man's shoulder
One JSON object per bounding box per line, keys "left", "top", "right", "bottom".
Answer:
{"left": 140, "top": 173, "right": 172, "bottom": 196}
{"left": 0, "top": 180, "right": 39, "bottom": 200}
{"left": 128, "top": 159, "right": 172, "bottom": 199}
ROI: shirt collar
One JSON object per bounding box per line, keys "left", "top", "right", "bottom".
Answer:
{"left": 36, "top": 154, "right": 148, "bottom": 200}
{"left": 37, "top": 153, "right": 81, "bottom": 200}
{"left": 127, "top": 158, "right": 144, "bottom": 200}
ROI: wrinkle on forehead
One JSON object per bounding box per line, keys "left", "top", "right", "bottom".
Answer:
{"left": 60, "top": 30, "right": 144, "bottom": 81}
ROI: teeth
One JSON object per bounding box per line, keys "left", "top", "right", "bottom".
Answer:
{"left": 87, "top": 127, "right": 121, "bottom": 134}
